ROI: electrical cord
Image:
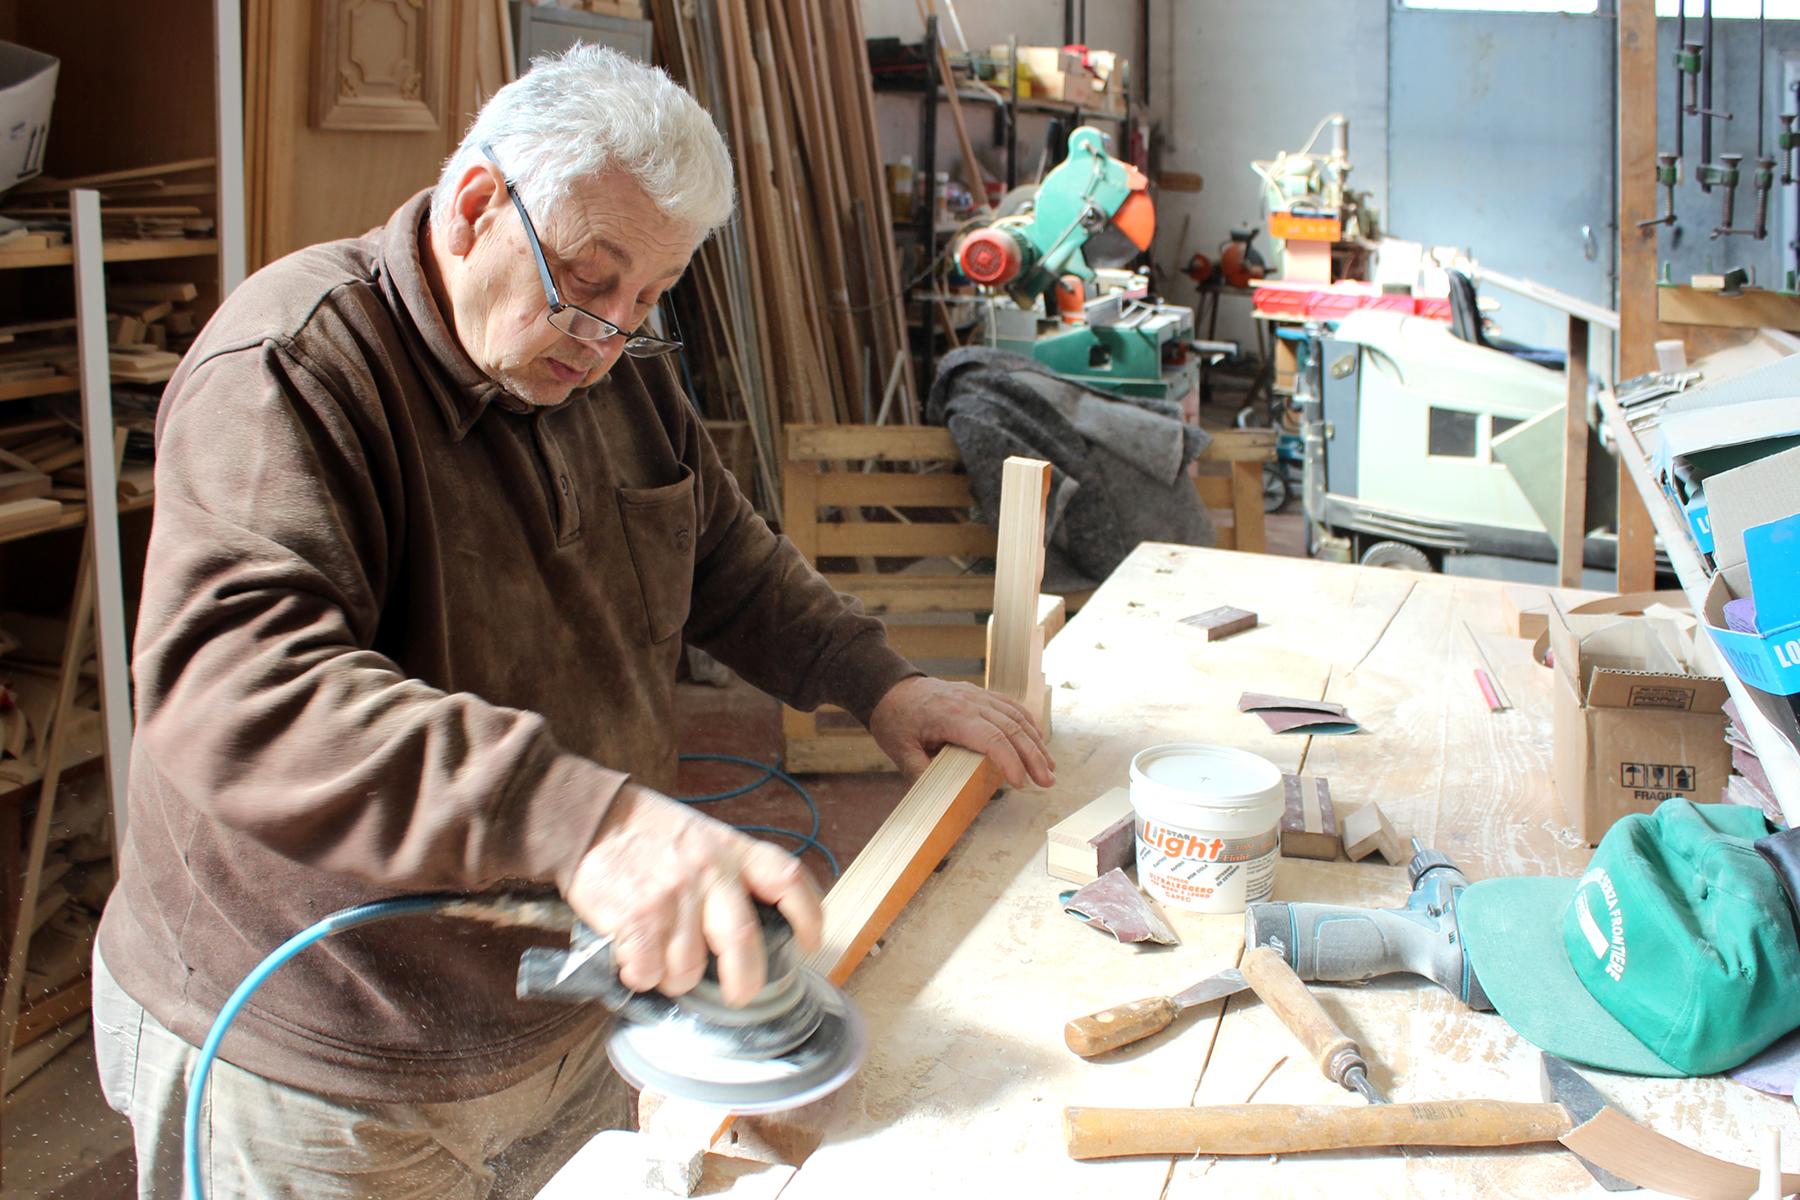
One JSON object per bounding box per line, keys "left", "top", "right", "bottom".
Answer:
{"left": 676, "top": 752, "right": 840, "bottom": 879}
{"left": 181, "top": 893, "right": 472, "bottom": 1200}
{"left": 181, "top": 754, "right": 827, "bottom": 1198}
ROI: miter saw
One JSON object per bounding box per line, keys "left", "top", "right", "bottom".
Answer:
{"left": 954, "top": 126, "right": 1208, "bottom": 403}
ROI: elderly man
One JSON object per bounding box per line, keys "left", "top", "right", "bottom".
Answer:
{"left": 93, "top": 45, "right": 1051, "bottom": 1198}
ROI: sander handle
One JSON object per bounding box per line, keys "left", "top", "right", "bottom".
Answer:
{"left": 1063, "top": 1101, "right": 1574, "bottom": 1160}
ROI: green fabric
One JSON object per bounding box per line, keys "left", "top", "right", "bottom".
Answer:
{"left": 1461, "top": 801, "right": 1798, "bottom": 1077}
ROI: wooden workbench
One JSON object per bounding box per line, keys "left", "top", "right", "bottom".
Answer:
{"left": 544, "top": 545, "right": 1795, "bottom": 1199}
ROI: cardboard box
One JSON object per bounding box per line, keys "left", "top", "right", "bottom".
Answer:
{"left": 1501, "top": 583, "right": 1610, "bottom": 640}
{"left": 1547, "top": 597, "right": 1730, "bottom": 844}
{"left": 0, "top": 42, "right": 55, "bottom": 191}
{"left": 1008, "top": 45, "right": 1126, "bottom": 114}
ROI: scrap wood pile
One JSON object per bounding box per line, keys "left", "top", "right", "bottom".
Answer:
{"left": 0, "top": 610, "right": 113, "bottom": 1090}
{"left": 0, "top": 409, "right": 155, "bottom": 540}
{"left": 0, "top": 156, "right": 219, "bottom": 246}
{"left": 649, "top": 0, "right": 921, "bottom": 511}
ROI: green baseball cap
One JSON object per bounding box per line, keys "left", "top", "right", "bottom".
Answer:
{"left": 1460, "top": 801, "right": 1799, "bottom": 1077}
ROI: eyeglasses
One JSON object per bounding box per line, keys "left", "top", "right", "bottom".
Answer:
{"left": 479, "top": 143, "right": 683, "bottom": 358}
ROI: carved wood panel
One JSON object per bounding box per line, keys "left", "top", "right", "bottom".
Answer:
{"left": 311, "top": 0, "right": 446, "bottom": 132}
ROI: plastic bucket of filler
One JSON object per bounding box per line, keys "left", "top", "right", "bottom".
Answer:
{"left": 1130, "top": 743, "right": 1283, "bottom": 913}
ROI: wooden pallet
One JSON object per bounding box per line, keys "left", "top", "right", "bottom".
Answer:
{"left": 778, "top": 424, "right": 1274, "bottom": 773}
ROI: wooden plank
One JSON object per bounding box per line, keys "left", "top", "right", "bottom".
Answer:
{"left": 781, "top": 459, "right": 821, "bottom": 561}
{"left": 1200, "top": 429, "right": 1278, "bottom": 463}
{"left": 789, "top": 425, "right": 961, "bottom": 463}
{"left": 1558, "top": 314, "right": 1590, "bottom": 588}
{"left": 986, "top": 459, "right": 1053, "bottom": 704}
{"left": 1655, "top": 285, "right": 1800, "bottom": 331}
{"left": 0, "top": 499, "right": 62, "bottom": 538}
{"left": 13, "top": 975, "right": 88, "bottom": 1049}
{"left": 809, "top": 457, "right": 1046, "bottom": 977}
{"left": 814, "top": 522, "right": 996, "bottom": 558}
{"left": 821, "top": 575, "right": 996, "bottom": 614}
{"left": 10, "top": 157, "right": 216, "bottom": 194}
{"left": 1617, "top": 0, "right": 1669, "bottom": 595}
{"left": 886, "top": 622, "right": 988, "bottom": 662}
{"left": 1229, "top": 461, "right": 1265, "bottom": 555}
{"left": 782, "top": 733, "right": 903, "bottom": 775}
{"left": 814, "top": 472, "right": 974, "bottom": 509}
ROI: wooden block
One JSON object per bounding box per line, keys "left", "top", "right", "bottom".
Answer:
{"left": 0, "top": 470, "right": 49, "bottom": 504}
{"left": 117, "top": 464, "right": 154, "bottom": 497}
{"left": 164, "top": 309, "right": 198, "bottom": 335}
{"left": 0, "top": 498, "right": 61, "bottom": 538}
{"left": 106, "top": 281, "right": 198, "bottom": 303}
{"left": 109, "top": 315, "right": 145, "bottom": 347}
{"left": 1341, "top": 801, "right": 1407, "bottom": 865}
{"left": 110, "top": 298, "right": 172, "bottom": 323}
{"left": 1046, "top": 787, "right": 1136, "bottom": 884}
{"left": 33, "top": 444, "right": 83, "bottom": 474}
{"left": 1180, "top": 605, "right": 1258, "bottom": 641}
{"left": 1278, "top": 774, "right": 1340, "bottom": 860}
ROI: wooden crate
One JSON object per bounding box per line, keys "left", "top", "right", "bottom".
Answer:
{"left": 778, "top": 425, "right": 1276, "bottom": 773}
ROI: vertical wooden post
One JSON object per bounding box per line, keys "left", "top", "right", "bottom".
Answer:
{"left": 1230, "top": 461, "right": 1266, "bottom": 555}
{"left": 1617, "top": 0, "right": 1663, "bottom": 593}
{"left": 1560, "top": 315, "right": 1591, "bottom": 589}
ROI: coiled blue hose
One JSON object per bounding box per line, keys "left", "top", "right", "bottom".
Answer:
{"left": 182, "top": 755, "right": 831, "bottom": 1198}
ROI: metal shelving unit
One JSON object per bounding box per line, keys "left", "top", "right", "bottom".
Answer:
{"left": 1596, "top": 384, "right": 1800, "bottom": 828}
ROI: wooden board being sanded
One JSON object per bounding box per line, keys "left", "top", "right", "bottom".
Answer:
{"left": 635, "top": 457, "right": 1056, "bottom": 1180}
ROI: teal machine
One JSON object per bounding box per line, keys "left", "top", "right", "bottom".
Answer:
{"left": 955, "top": 126, "right": 1204, "bottom": 402}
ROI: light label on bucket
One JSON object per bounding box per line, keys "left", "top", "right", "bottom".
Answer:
{"left": 1135, "top": 820, "right": 1279, "bottom": 911}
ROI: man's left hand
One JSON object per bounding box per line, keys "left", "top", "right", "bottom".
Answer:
{"left": 868, "top": 676, "right": 1055, "bottom": 789}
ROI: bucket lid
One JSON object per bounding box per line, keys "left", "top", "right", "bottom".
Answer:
{"left": 1130, "top": 743, "right": 1282, "bottom": 805}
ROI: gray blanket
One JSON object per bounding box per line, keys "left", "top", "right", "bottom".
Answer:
{"left": 926, "top": 347, "right": 1215, "bottom": 590}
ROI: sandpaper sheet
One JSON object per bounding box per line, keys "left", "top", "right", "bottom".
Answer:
{"left": 1061, "top": 869, "right": 1179, "bottom": 945}
{"left": 1237, "top": 692, "right": 1362, "bottom": 735}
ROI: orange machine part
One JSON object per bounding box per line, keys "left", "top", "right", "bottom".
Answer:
{"left": 1268, "top": 210, "right": 1343, "bottom": 243}
{"left": 1054, "top": 276, "right": 1086, "bottom": 321}
{"left": 1112, "top": 190, "right": 1156, "bottom": 252}
{"left": 959, "top": 227, "right": 1024, "bottom": 287}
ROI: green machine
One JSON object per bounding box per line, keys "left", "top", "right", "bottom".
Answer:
{"left": 955, "top": 126, "right": 1202, "bottom": 402}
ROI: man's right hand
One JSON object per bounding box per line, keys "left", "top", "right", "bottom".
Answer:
{"left": 563, "top": 783, "right": 824, "bottom": 1008}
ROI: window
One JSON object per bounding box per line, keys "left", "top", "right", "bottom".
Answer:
{"left": 1657, "top": 1, "right": 1800, "bottom": 15}
{"left": 1429, "top": 407, "right": 1480, "bottom": 458}
{"left": 1401, "top": 1, "right": 1598, "bottom": 11}
{"left": 1492, "top": 415, "right": 1525, "bottom": 441}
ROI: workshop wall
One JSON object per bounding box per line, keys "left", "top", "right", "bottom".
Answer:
{"left": 1654, "top": 16, "right": 1800, "bottom": 292}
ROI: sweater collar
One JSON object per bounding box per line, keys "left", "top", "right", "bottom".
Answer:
{"left": 377, "top": 189, "right": 530, "bottom": 441}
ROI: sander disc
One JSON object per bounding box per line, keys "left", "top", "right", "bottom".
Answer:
{"left": 604, "top": 970, "right": 867, "bottom": 1114}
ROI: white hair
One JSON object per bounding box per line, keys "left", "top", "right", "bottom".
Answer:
{"left": 432, "top": 43, "right": 734, "bottom": 237}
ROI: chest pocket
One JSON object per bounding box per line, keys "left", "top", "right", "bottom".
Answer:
{"left": 616, "top": 465, "right": 697, "bottom": 644}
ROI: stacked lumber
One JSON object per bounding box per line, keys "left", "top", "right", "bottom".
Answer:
{"left": 0, "top": 611, "right": 98, "bottom": 785}
{"left": 2, "top": 767, "right": 114, "bottom": 1092}
{"left": 0, "top": 425, "right": 69, "bottom": 538}
{"left": 2, "top": 156, "right": 219, "bottom": 244}
{"left": 0, "top": 411, "right": 154, "bottom": 526}
{"left": 649, "top": 0, "right": 919, "bottom": 510}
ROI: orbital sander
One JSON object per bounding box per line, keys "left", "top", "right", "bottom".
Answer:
{"left": 507, "top": 898, "right": 866, "bottom": 1114}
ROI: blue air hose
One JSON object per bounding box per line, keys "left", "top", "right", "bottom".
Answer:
{"left": 182, "top": 755, "right": 829, "bottom": 1198}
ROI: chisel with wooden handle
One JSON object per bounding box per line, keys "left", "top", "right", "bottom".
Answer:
{"left": 1238, "top": 945, "right": 1385, "bottom": 1104}
{"left": 1063, "top": 1100, "right": 1575, "bottom": 1160}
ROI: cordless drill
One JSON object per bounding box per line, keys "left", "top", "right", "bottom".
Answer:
{"left": 1243, "top": 838, "right": 1491, "bottom": 1010}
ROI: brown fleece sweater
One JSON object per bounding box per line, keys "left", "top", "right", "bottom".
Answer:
{"left": 95, "top": 191, "right": 917, "bottom": 1102}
